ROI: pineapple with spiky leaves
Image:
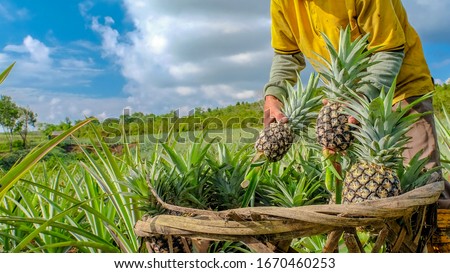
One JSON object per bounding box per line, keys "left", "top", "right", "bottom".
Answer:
{"left": 255, "top": 73, "right": 322, "bottom": 162}
{"left": 316, "top": 27, "right": 377, "bottom": 153}
{"left": 341, "top": 82, "right": 432, "bottom": 203}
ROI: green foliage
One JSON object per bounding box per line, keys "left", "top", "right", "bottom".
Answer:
{"left": 207, "top": 143, "right": 254, "bottom": 210}
{"left": 0, "top": 118, "right": 94, "bottom": 200}
{"left": 292, "top": 235, "right": 327, "bottom": 253}
{"left": 0, "top": 149, "right": 30, "bottom": 170}
{"left": 14, "top": 107, "right": 37, "bottom": 148}
{"left": 398, "top": 150, "right": 440, "bottom": 192}
{"left": 84, "top": 100, "right": 262, "bottom": 140}
{"left": 0, "top": 63, "right": 38, "bottom": 150}
{"left": 259, "top": 161, "right": 328, "bottom": 207}
{"left": 433, "top": 83, "right": 450, "bottom": 118}
{"left": 208, "top": 241, "right": 253, "bottom": 253}
{"left": 0, "top": 95, "right": 20, "bottom": 151}
{"left": 0, "top": 120, "right": 145, "bottom": 253}
{"left": 436, "top": 107, "right": 450, "bottom": 178}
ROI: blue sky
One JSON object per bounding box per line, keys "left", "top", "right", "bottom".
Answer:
{"left": 1, "top": 0, "right": 450, "bottom": 124}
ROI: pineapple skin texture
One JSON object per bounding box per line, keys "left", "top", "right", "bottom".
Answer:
{"left": 148, "top": 235, "right": 189, "bottom": 253}
{"left": 343, "top": 161, "right": 401, "bottom": 204}
{"left": 255, "top": 122, "right": 294, "bottom": 162}
{"left": 316, "top": 102, "right": 353, "bottom": 152}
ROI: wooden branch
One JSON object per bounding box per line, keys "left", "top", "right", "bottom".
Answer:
{"left": 344, "top": 229, "right": 365, "bottom": 253}
{"left": 391, "top": 227, "right": 408, "bottom": 253}
{"left": 372, "top": 226, "right": 389, "bottom": 253}
{"left": 241, "top": 238, "right": 274, "bottom": 253}
{"left": 323, "top": 230, "right": 343, "bottom": 253}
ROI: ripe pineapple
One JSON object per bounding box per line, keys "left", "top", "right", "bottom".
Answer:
{"left": 255, "top": 73, "right": 322, "bottom": 162}
{"left": 316, "top": 102, "right": 353, "bottom": 152}
{"left": 341, "top": 82, "right": 432, "bottom": 203}
{"left": 315, "top": 27, "right": 376, "bottom": 152}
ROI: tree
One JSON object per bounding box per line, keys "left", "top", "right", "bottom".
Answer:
{"left": 0, "top": 95, "right": 20, "bottom": 151}
{"left": 14, "top": 107, "right": 37, "bottom": 148}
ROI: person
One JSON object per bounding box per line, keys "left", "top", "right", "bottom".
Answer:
{"left": 263, "top": 0, "right": 450, "bottom": 208}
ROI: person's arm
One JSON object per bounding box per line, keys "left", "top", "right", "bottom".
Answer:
{"left": 358, "top": 51, "right": 405, "bottom": 100}
{"left": 263, "top": 1, "right": 305, "bottom": 126}
{"left": 263, "top": 53, "right": 306, "bottom": 126}
{"left": 264, "top": 52, "right": 306, "bottom": 101}
{"left": 353, "top": 0, "right": 406, "bottom": 99}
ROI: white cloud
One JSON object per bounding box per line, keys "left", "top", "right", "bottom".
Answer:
{"left": 82, "top": 109, "right": 92, "bottom": 116}
{"left": 23, "top": 36, "right": 52, "bottom": 64}
{"left": 0, "top": 3, "right": 29, "bottom": 21}
{"left": 176, "top": 86, "right": 196, "bottom": 96}
{"left": 200, "top": 84, "right": 258, "bottom": 101}
{"left": 85, "top": 0, "right": 270, "bottom": 117}
{"left": 169, "top": 63, "right": 202, "bottom": 80}
{"left": 200, "top": 84, "right": 234, "bottom": 99}
{"left": 90, "top": 17, "right": 121, "bottom": 58}
{"left": 2, "top": 35, "right": 103, "bottom": 90}
{"left": 226, "top": 52, "right": 255, "bottom": 65}
{"left": 50, "top": 98, "right": 61, "bottom": 105}
{"left": 2, "top": 87, "right": 129, "bottom": 123}
{"left": 5, "top": 36, "right": 51, "bottom": 63}
{"left": 97, "top": 112, "right": 108, "bottom": 121}
{"left": 231, "top": 90, "right": 258, "bottom": 100}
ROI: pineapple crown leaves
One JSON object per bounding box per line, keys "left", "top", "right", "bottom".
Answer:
{"left": 397, "top": 150, "right": 442, "bottom": 192}
{"left": 340, "top": 79, "right": 433, "bottom": 166}
{"left": 313, "top": 26, "right": 380, "bottom": 100}
{"left": 281, "top": 73, "right": 323, "bottom": 134}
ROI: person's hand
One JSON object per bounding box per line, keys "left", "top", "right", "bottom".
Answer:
{"left": 264, "top": 95, "right": 288, "bottom": 127}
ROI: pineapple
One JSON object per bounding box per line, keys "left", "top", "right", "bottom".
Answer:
{"left": 341, "top": 82, "right": 432, "bottom": 203}
{"left": 316, "top": 102, "right": 353, "bottom": 152}
{"left": 315, "top": 27, "right": 376, "bottom": 153}
{"left": 255, "top": 73, "right": 322, "bottom": 162}
{"left": 147, "top": 235, "right": 191, "bottom": 253}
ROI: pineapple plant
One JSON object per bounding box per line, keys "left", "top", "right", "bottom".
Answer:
{"left": 315, "top": 27, "right": 376, "bottom": 153}
{"left": 341, "top": 82, "right": 432, "bottom": 203}
{"left": 255, "top": 73, "right": 322, "bottom": 162}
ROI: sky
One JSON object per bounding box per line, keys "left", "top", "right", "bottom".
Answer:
{"left": 0, "top": 0, "right": 450, "bottom": 124}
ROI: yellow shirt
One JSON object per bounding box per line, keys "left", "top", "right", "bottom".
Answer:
{"left": 271, "top": 0, "right": 434, "bottom": 103}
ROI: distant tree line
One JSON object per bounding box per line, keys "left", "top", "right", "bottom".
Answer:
{"left": 96, "top": 100, "right": 264, "bottom": 142}
{"left": 0, "top": 95, "right": 37, "bottom": 151}
{"left": 0, "top": 63, "right": 38, "bottom": 152}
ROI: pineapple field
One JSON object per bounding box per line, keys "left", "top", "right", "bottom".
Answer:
{"left": 0, "top": 106, "right": 449, "bottom": 253}
{"left": 1, "top": 27, "right": 450, "bottom": 253}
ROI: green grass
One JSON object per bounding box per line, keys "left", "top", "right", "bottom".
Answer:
{"left": 0, "top": 131, "right": 46, "bottom": 152}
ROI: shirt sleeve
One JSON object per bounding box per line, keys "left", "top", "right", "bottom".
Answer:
{"left": 271, "top": 0, "right": 301, "bottom": 54}
{"left": 264, "top": 53, "right": 306, "bottom": 101}
{"left": 355, "top": 0, "right": 406, "bottom": 52}
{"left": 357, "top": 51, "right": 405, "bottom": 100}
